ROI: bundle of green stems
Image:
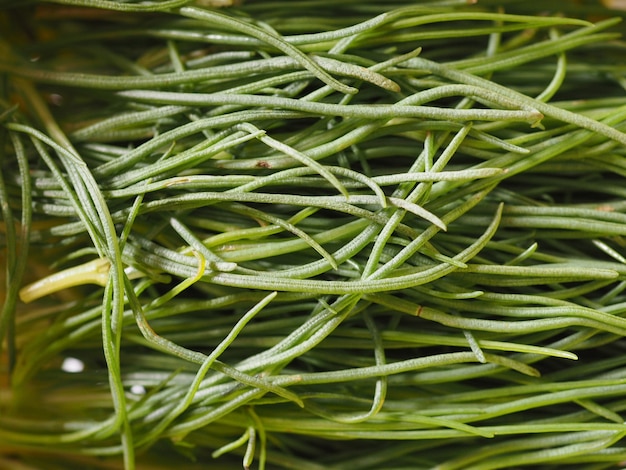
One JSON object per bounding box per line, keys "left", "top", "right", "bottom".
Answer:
{"left": 3, "top": 0, "right": 626, "bottom": 468}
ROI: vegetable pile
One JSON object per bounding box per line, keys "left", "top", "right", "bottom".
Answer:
{"left": 3, "top": 0, "right": 626, "bottom": 468}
